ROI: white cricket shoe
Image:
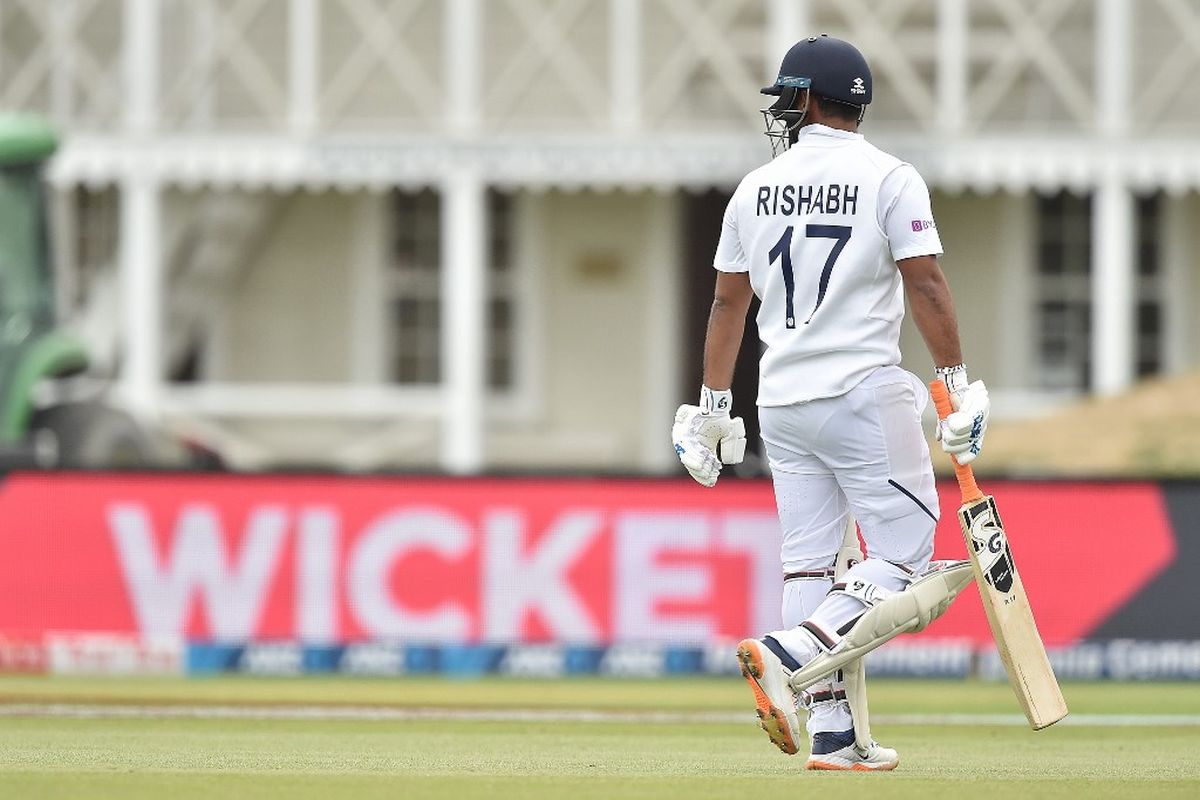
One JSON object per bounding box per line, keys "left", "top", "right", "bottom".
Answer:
{"left": 805, "top": 729, "right": 899, "bottom": 771}
{"left": 736, "top": 638, "right": 802, "bottom": 755}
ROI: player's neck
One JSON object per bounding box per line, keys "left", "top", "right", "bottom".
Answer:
{"left": 804, "top": 119, "right": 859, "bottom": 134}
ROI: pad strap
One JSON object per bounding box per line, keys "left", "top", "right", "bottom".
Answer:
{"left": 829, "top": 578, "right": 890, "bottom": 607}
{"left": 800, "top": 620, "right": 839, "bottom": 652}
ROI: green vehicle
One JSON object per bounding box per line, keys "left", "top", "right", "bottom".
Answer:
{"left": 0, "top": 114, "right": 163, "bottom": 468}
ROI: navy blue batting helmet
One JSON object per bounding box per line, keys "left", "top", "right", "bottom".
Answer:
{"left": 762, "top": 34, "right": 873, "bottom": 107}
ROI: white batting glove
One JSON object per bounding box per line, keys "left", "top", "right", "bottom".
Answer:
{"left": 935, "top": 365, "right": 990, "bottom": 466}
{"left": 672, "top": 387, "right": 747, "bottom": 488}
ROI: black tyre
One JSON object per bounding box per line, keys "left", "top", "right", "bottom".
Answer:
{"left": 29, "top": 402, "right": 158, "bottom": 469}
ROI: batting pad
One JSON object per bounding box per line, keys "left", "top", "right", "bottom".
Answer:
{"left": 788, "top": 561, "right": 974, "bottom": 693}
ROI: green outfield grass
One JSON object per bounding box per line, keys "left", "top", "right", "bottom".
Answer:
{"left": 2, "top": 677, "right": 1198, "bottom": 799}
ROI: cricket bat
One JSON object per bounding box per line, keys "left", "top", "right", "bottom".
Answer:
{"left": 930, "top": 380, "right": 1068, "bottom": 730}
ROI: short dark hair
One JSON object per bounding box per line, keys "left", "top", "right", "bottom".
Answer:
{"left": 814, "top": 94, "right": 862, "bottom": 123}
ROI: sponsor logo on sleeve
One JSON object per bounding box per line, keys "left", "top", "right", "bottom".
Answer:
{"left": 911, "top": 219, "right": 936, "bottom": 232}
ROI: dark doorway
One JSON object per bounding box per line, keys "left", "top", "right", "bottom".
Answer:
{"left": 681, "top": 189, "right": 767, "bottom": 477}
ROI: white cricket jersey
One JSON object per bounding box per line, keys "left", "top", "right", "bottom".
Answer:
{"left": 714, "top": 124, "right": 944, "bottom": 406}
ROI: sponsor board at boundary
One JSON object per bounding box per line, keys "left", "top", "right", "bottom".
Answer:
{"left": 185, "top": 639, "right": 1200, "bottom": 680}
{"left": 4, "top": 635, "right": 1200, "bottom": 680}
{"left": 0, "top": 473, "right": 1181, "bottom": 647}
{"left": 0, "top": 633, "right": 182, "bottom": 675}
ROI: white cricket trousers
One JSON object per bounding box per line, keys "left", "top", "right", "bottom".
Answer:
{"left": 759, "top": 365, "right": 938, "bottom": 576}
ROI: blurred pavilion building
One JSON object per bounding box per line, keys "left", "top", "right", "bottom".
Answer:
{"left": 3, "top": 0, "right": 1198, "bottom": 472}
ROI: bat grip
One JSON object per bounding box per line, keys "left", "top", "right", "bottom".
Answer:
{"left": 929, "top": 379, "right": 985, "bottom": 503}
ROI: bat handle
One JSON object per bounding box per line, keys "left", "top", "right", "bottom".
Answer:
{"left": 929, "top": 379, "right": 985, "bottom": 503}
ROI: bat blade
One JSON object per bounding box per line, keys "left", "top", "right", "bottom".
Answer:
{"left": 959, "top": 495, "right": 1068, "bottom": 730}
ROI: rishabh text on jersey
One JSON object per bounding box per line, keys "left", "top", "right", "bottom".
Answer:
{"left": 755, "top": 183, "right": 860, "bottom": 217}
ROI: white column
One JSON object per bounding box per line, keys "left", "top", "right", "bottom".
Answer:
{"left": 123, "top": 0, "right": 159, "bottom": 135}
{"left": 440, "top": 171, "right": 488, "bottom": 473}
{"left": 1095, "top": 0, "right": 1130, "bottom": 137}
{"left": 1091, "top": 0, "right": 1134, "bottom": 396}
{"left": 119, "top": 176, "right": 164, "bottom": 417}
{"left": 441, "top": 0, "right": 485, "bottom": 468}
{"left": 765, "top": 0, "right": 808, "bottom": 82}
{"left": 1091, "top": 170, "right": 1135, "bottom": 396}
{"left": 289, "top": 0, "right": 319, "bottom": 136}
{"left": 937, "top": 0, "right": 967, "bottom": 135}
{"left": 120, "top": 0, "right": 162, "bottom": 418}
{"left": 445, "top": 0, "right": 482, "bottom": 136}
{"left": 610, "top": 0, "right": 641, "bottom": 134}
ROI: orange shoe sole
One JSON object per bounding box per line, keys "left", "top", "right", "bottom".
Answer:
{"left": 736, "top": 639, "right": 799, "bottom": 756}
{"left": 806, "top": 759, "right": 898, "bottom": 771}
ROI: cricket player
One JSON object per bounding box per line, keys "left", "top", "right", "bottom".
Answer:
{"left": 672, "top": 35, "right": 991, "bottom": 770}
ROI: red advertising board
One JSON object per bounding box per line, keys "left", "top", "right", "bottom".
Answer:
{"left": 0, "top": 473, "right": 1176, "bottom": 645}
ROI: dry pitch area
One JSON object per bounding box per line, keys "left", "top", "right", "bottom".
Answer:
{"left": 1, "top": 676, "right": 1198, "bottom": 799}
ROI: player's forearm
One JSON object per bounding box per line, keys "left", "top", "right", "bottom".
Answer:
{"left": 899, "top": 257, "right": 964, "bottom": 368}
{"left": 702, "top": 295, "right": 748, "bottom": 390}
{"left": 701, "top": 273, "right": 754, "bottom": 390}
